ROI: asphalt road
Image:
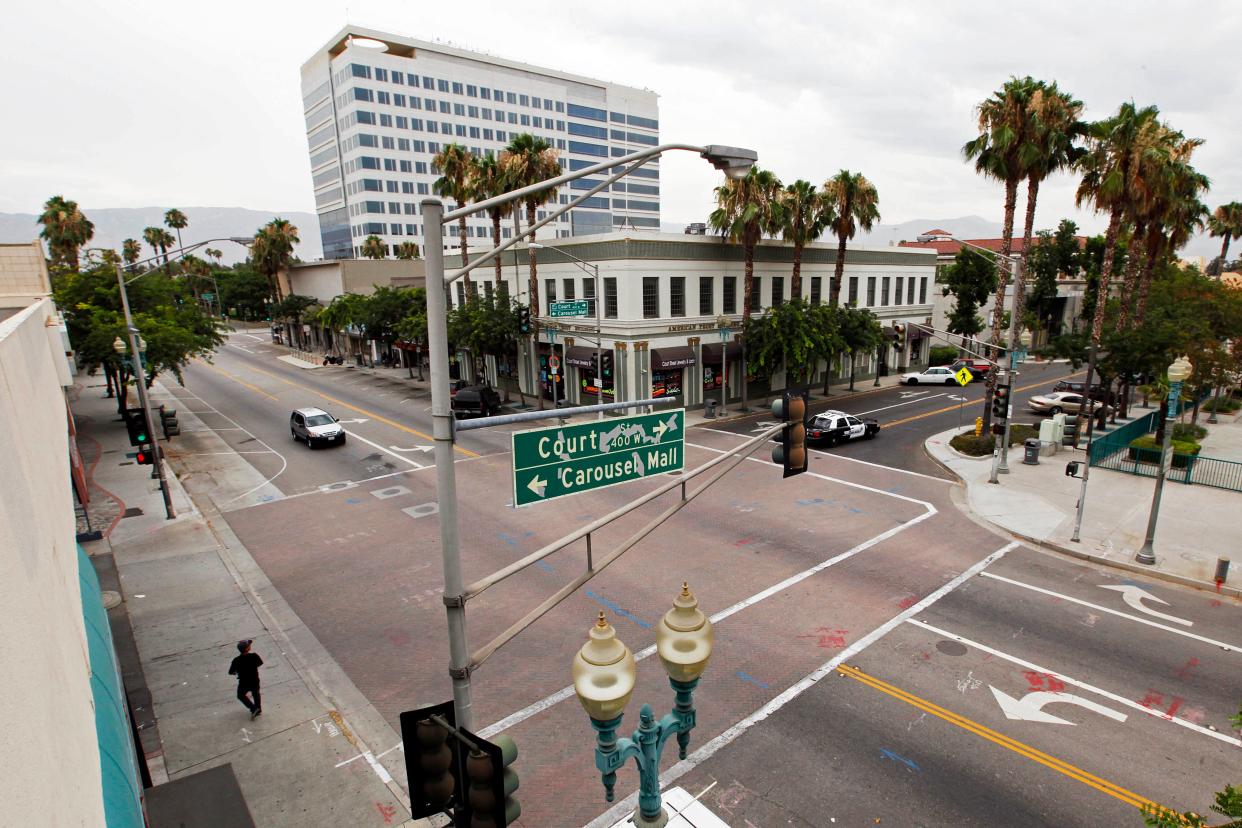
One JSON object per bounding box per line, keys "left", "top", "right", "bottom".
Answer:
{"left": 161, "top": 331, "right": 1240, "bottom": 827}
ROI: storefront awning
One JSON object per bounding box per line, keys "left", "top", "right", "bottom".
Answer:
{"left": 907, "top": 326, "right": 930, "bottom": 341}
{"left": 701, "top": 341, "right": 742, "bottom": 362}
{"left": 651, "top": 346, "right": 697, "bottom": 370}
{"left": 565, "top": 345, "right": 608, "bottom": 368}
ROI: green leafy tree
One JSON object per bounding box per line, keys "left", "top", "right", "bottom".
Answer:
{"left": 779, "top": 180, "right": 828, "bottom": 301}
{"left": 1142, "top": 785, "right": 1242, "bottom": 827}
{"left": 360, "top": 285, "right": 423, "bottom": 358}
{"left": 1024, "top": 220, "right": 1081, "bottom": 337}
{"left": 204, "top": 247, "right": 223, "bottom": 267}
{"left": 360, "top": 234, "right": 387, "bottom": 260}
{"left": 1207, "top": 201, "right": 1242, "bottom": 275}
{"left": 143, "top": 226, "right": 175, "bottom": 270}
{"left": 271, "top": 294, "right": 319, "bottom": 348}
{"left": 741, "top": 300, "right": 842, "bottom": 389}
{"left": 822, "top": 170, "right": 880, "bottom": 306}
{"left": 837, "top": 306, "right": 885, "bottom": 390}
{"left": 941, "top": 248, "right": 998, "bottom": 348}
{"left": 319, "top": 293, "right": 368, "bottom": 356}
{"left": 38, "top": 195, "right": 95, "bottom": 272}
{"left": 214, "top": 265, "right": 271, "bottom": 320}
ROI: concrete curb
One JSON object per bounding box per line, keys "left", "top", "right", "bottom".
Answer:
{"left": 922, "top": 436, "right": 1242, "bottom": 601}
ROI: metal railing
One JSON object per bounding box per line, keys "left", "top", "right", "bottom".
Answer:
{"left": 1087, "top": 411, "right": 1158, "bottom": 466}
{"left": 1088, "top": 409, "right": 1242, "bottom": 492}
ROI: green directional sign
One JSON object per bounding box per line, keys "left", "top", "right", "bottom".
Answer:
{"left": 549, "top": 299, "right": 590, "bottom": 318}
{"left": 511, "top": 409, "right": 685, "bottom": 507}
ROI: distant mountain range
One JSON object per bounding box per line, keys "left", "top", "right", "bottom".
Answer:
{"left": 0, "top": 207, "right": 322, "bottom": 264}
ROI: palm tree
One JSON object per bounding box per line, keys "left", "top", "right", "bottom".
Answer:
{"left": 432, "top": 143, "right": 476, "bottom": 286}
{"left": 1016, "top": 81, "right": 1084, "bottom": 330}
{"left": 821, "top": 170, "right": 880, "bottom": 307}
{"left": 164, "top": 208, "right": 189, "bottom": 257}
{"left": 204, "top": 247, "right": 223, "bottom": 267}
{"left": 779, "top": 180, "right": 828, "bottom": 302}
{"left": 142, "top": 226, "right": 176, "bottom": 270}
{"left": 1074, "top": 102, "right": 1166, "bottom": 345}
{"left": 122, "top": 238, "right": 142, "bottom": 266}
{"left": 500, "top": 134, "right": 561, "bottom": 408}
{"left": 360, "top": 235, "right": 387, "bottom": 259}
{"left": 250, "top": 217, "right": 300, "bottom": 302}
{"left": 1134, "top": 147, "right": 1209, "bottom": 325}
{"left": 1207, "top": 201, "right": 1242, "bottom": 275}
{"left": 396, "top": 241, "right": 420, "bottom": 260}
{"left": 468, "top": 153, "right": 515, "bottom": 286}
{"left": 37, "top": 195, "right": 94, "bottom": 271}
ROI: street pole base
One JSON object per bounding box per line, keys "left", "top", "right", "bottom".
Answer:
{"left": 1135, "top": 549, "right": 1156, "bottom": 566}
{"left": 998, "top": 464, "right": 1010, "bottom": 474}
{"left": 630, "top": 807, "right": 668, "bottom": 828}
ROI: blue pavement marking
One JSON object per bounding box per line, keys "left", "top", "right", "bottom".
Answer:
{"left": 345, "top": 497, "right": 362, "bottom": 504}
{"left": 259, "top": 494, "right": 275, "bottom": 502}
{"left": 879, "top": 748, "right": 921, "bottom": 773}
{"left": 536, "top": 560, "right": 554, "bottom": 573}
{"left": 736, "top": 670, "right": 769, "bottom": 689}
{"left": 585, "top": 590, "right": 651, "bottom": 629}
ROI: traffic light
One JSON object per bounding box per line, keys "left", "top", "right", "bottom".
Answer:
{"left": 992, "top": 382, "right": 1011, "bottom": 421}
{"left": 401, "top": 702, "right": 460, "bottom": 819}
{"left": 160, "top": 406, "right": 180, "bottom": 439}
{"left": 518, "top": 306, "right": 531, "bottom": 335}
{"left": 463, "top": 734, "right": 520, "bottom": 828}
{"left": 135, "top": 443, "right": 159, "bottom": 465}
{"left": 123, "top": 408, "right": 147, "bottom": 446}
{"left": 771, "top": 388, "right": 809, "bottom": 478}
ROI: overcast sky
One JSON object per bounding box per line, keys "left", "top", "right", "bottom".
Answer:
{"left": 4, "top": 0, "right": 1238, "bottom": 252}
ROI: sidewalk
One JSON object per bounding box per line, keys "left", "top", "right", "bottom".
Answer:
{"left": 71, "top": 378, "right": 420, "bottom": 827}
{"left": 925, "top": 412, "right": 1242, "bottom": 599}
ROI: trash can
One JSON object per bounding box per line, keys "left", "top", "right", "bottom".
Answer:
{"left": 1023, "top": 438, "right": 1041, "bottom": 465}
{"left": 704, "top": 399, "right": 718, "bottom": 419}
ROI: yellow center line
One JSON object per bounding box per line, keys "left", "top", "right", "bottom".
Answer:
{"left": 880, "top": 370, "right": 1086, "bottom": 429}
{"left": 836, "top": 664, "right": 1163, "bottom": 813}
{"left": 237, "top": 362, "right": 479, "bottom": 458}
{"left": 203, "top": 363, "right": 280, "bottom": 402}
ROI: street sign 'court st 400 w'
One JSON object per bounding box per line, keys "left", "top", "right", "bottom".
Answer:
{"left": 511, "top": 409, "right": 685, "bottom": 507}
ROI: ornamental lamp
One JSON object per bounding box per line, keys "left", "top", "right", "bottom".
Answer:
{"left": 1168, "top": 355, "right": 1193, "bottom": 383}
{"left": 656, "top": 582, "right": 713, "bottom": 683}
{"left": 572, "top": 613, "right": 637, "bottom": 722}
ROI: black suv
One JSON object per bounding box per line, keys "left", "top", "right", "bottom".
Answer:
{"left": 451, "top": 385, "right": 502, "bottom": 418}
{"left": 1053, "top": 380, "right": 1112, "bottom": 402}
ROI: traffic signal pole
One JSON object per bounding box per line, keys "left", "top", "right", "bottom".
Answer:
{"left": 116, "top": 264, "right": 175, "bottom": 519}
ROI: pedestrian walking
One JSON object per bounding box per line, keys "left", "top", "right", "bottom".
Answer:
{"left": 228, "top": 639, "right": 263, "bottom": 720}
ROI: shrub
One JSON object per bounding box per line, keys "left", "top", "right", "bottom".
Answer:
{"left": 929, "top": 346, "right": 959, "bottom": 366}
{"left": 949, "top": 424, "right": 1038, "bottom": 456}
{"left": 1203, "top": 396, "right": 1241, "bottom": 413}
{"left": 1128, "top": 435, "right": 1201, "bottom": 468}
{"left": 1172, "top": 422, "right": 1207, "bottom": 441}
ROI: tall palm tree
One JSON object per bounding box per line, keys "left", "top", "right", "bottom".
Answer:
{"left": 396, "top": 241, "right": 420, "bottom": 260}
{"left": 963, "top": 76, "right": 1042, "bottom": 348}
{"left": 1134, "top": 149, "right": 1209, "bottom": 325}
{"left": 500, "top": 134, "right": 561, "bottom": 408}
{"left": 1016, "top": 81, "right": 1084, "bottom": 330}
{"left": 142, "top": 226, "right": 175, "bottom": 270}
{"left": 250, "top": 217, "right": 300, "bottom": 302}
{"left": 779, "top": 180, "right": 828, "bottom": 301}
{"left": 164, "top": 208, "right": 189, "bottom": 257}
{"left": 1207, "top": 201, "right": 1242, "bottom": 275}
{"left": 468, "top": 153, "right": 515, "bottom": 286}
{"left": 432, "top": 143, "right": 476, "bottom": 284}
{"left": 204, "top": 247, "right": 223, "bottom": 267}
{"left": 360, "top": 235, "right": 387, "bottom": 259}
{"left": 37, "top": 195, "right": 94, "bottom": 271}
{"left": 821, "top": 170, "right": 880, "bottom": 307}
{"left": 122, "top": 238, "right": 142, "bottom": 266}
{"left": 1074, "top": 102, "right": 1167, "bottom": 345}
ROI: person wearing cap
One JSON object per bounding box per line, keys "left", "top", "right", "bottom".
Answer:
{"left": 228, "top": 639, "right": 264, "bottom": 719}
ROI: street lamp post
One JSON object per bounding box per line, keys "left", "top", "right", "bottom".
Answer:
{"left": 529, "top": 243, "right": 603, "bottom": 420}
{"left": 1136, "top": 356, "right": 1193, "bottom": 565}
{"left": 424, "top": 142, "right": 755, "bottom": 730}
{"left": 573, "top": 583, "right": 713, "bottom": 828}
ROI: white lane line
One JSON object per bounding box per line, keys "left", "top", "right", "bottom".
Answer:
{"left": 978, "top": 572, "right": 1239, "bottom": 653}
{"left": 854, "top": 392, "right": 948, "bottom": 416}
{"left": 478, "top": 469, "right": 937, "bottom": 740}
{"left": 584, "top": 542, "right": 1020, "bottom": 828}
{"left": 344, "top": 428, "right": 426, "bottom": 469}
{"left": 699, "top": 429, "right": 951, "bottom": 483}
{"left": 228, "top": 344, "right": 255, "bottom": 354}
{"left": 906, "top": 618, "right": 1242, "bottom": 747}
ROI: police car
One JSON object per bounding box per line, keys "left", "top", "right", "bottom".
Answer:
{"left": 806, "top": 409, "right": 880, "bottom": 447}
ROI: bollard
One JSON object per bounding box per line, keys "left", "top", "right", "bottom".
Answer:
{"left": 1215, "top": 558, "right": 1230, "bottom": 585}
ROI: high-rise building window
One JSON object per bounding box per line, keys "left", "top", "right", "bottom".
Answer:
{"left": 699, "top": 277, "right": 714, "bottom": 315}
{"left": 604, "top": 277, "right": 618, "bottom": 319}
{"left": 670, "top": 277, "right": 685, "bottom": 317}
{"left": 643, "top": 277, "right": 660, "bottom": 319}
{"left": 723, "top": 276, "right": 737, "bottom": 314}
{"left": 771, "top": 276, "right": 784, "bottom": 307}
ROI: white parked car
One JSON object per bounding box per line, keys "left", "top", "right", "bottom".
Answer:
{"left": 900, "top": 366, "right": 959, "bottom": 386}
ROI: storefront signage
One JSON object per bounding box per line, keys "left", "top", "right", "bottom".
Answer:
{"left": 511, "top": 409, "right": 685, "bottom": 507}
{"left": 666, "top": 322, "right": 723, "bottom": 333}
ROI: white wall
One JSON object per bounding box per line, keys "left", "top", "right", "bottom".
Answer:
{"left": 0, "top": 299, "right": 104, "bottom": 826}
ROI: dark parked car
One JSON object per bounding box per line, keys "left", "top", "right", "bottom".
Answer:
{"left": 806, "top": 410, "right": 880, "bottom": 446}
{"left": 450, "top": 385, "right": 502, "bottom": 418}
{"left": 1052, "top": 380, "right": 1112, "bottom": 402}
{"left": 950, "top": 359, "right": 994, "bottom": 381}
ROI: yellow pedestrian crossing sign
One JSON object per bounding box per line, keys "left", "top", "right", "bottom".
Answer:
{"left": 954, "top": 367, "right": 973, "bottom": 386}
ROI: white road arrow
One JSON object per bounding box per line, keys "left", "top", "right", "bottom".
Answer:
{"left": 989, "top": 686, "right": 1127, "bottom": 725}
{"left": 388, "top": 444, "right": 433, "bottom": 453}
{"left": 947, "top": 395, "right": 967, "bottom": 402}
{"left": 336, "top": 418, "right": 370, "bottom": 425}
{"left": 899, "top": 390, "right": 929, "bottom": 399}
{"left": 526, "top": 475, "right": 548, "bottom": 498}
{"left": 1099, "top": 584, "right": 1193, "bottom": 627}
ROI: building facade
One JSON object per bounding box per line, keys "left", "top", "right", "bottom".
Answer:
{"left": 470, "top": 234, "right": 937, "bottom": 409}
{"left": 300, "top": 27, "right": 660, "bottom": 261}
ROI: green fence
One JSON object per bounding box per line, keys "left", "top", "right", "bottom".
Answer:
{"left": 1089, "top": 409, "right": 1242, "bottom": 493}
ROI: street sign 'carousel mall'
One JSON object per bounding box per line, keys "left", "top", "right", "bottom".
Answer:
{"left": 511, "top": 409, "right": 685, "bottom": 507}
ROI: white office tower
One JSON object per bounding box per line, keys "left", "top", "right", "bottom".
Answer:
{"left": 300, "top": 27, "right": 661, "bottom": 259}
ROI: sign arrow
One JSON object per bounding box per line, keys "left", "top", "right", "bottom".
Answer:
{"left": 1099, "top": 585, "right": 1193, "bottom": 626}
{"left": 653, "top": 421, "right": 668, "bottom": 440}
{"left": 989, "top": 686, "right": 1127, "bottom": 725}
{"left": 526, "top": 475, "right": 548, "bottom": 498}
{"left": 389, "top": 444, "right": 433, "bottom": 453}
{"left": 336, "top": 418, "right": 370, "bottom": 425}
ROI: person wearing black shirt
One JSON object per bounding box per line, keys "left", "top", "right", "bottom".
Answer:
{"left": 228, "top": 639, "right": 264, "bottom": 719}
